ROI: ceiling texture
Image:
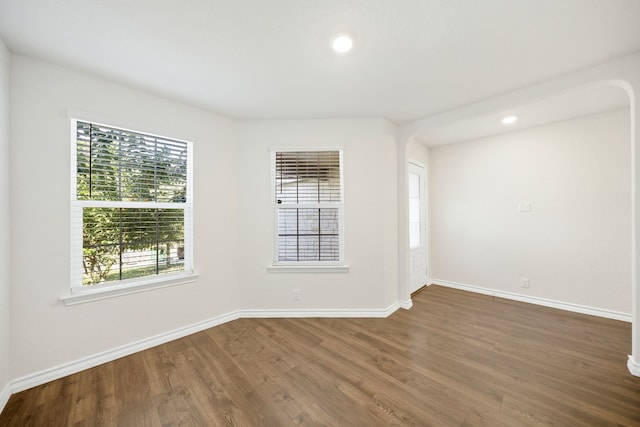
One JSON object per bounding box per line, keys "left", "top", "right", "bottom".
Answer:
{"left": 1, "top": 0, "right": 639, "bottom": 142}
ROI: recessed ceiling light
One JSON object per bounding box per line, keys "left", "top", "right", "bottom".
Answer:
{"left": 501, "top": 115, "right": 518, "bottom": 125}
{"left": 332, "top": 35, "right": 353, "bottom": 53}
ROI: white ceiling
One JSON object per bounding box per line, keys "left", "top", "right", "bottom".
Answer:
{"left": 416, "top": 83, "right": 631, "bottom": 146}
{"left": 0, "top": 0, "right": 639, "bottom": 130}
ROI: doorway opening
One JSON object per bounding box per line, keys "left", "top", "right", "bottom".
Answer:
{"left": 409, "top": 161, "right": 428, "bottom": 294}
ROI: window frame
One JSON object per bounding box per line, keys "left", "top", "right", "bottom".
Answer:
{"left": 66, "top": 117, "right": 196, "bottom": 303}
{"left": 269, "top": 147, "right": 348, "bottom": 272}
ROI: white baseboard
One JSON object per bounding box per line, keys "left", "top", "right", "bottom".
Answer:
{"left": 239, "top": 302, "right": 403, "bottom": 319}
{"left": 629, "top": 356, "right": 640, "bottom": 377}
{"left": 431, "top": 279, "right": 632, "bottom": 322}
{"left": 0, "top": 381, "right": 10, "bottom": 416}
{"left": 399, "top": 299, "right": 413, "bottom": 310}
{"left": 10, "top": 310, "right": 240, "bottom": 394}
{"left": 7, "top": 301, "right": 406, "bottom": 397}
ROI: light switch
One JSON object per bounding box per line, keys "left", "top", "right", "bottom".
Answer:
{"left": 518, "top": 202, "right": 531, "bottom": 212}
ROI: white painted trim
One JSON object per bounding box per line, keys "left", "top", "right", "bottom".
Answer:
{"left": 267, "top": 264, "right": 350, "bottom": 273}
{"left": 67, "top": 110, "right": 195, "bottom": 144}
{"left": 239, "top": 302, "right": 400, "bottom": 319}
{"left": 60, "top": 272, "right": 199, "bottom": 306}
{"left": 268, "top": 145, "right": 345, "bottom": 153}
{"left": 0, "top": 381, "right": 10, "bottom": 415}
{"left": 628, "top": 355, "right": 640, "bottom": 377}
{"left": 399, "top": 299, "right": 413, "bottom": 310}
{"left": 431, "top": 279, "right": 632, "bottom": 322}
{"left": 73, "top": 200, "right": 188, "bottom": 209}
{"left": 10, "top": 310, "right": 239, "bottom": 394}
{"left": 408, "top": 159, "right": 427, "bottom": 170}
{"left": 6, "top": 300, "right": 406, "bottom": 396}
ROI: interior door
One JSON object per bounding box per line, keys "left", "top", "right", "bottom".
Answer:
{"left": 409, "top": 162, "right": 427, "bottom": 294}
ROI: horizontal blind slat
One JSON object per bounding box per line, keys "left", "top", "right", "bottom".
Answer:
{"left": 274, "top": 150, "right": 341, "bottom": 205}
{"left": 77, "top": 121, "right": 188, "bottom": 203}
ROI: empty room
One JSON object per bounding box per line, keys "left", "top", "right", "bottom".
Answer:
{"left": 1, "top": 0, "right": 640, "bottom": 425}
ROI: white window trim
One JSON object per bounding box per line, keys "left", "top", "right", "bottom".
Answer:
{"left": 266, "top": 264, "right": 349, "bottom": 273}
{"left": 64, "top": 118, "right": 195, "bottom": 303}
{"left": 268, "top": 146, "right": 348, "bottom": 272}
{"left": 60, "top": 272, "right": 200, "bottom": 306}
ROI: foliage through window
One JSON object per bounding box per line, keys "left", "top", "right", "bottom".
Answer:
{"left": 273, "top": 150, "right": 344, "bottom": 263}
{"left": 72, "top": 120, "right": 192, "bottom": 287}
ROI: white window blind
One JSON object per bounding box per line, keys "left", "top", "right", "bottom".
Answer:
{"left": 273, "top": 150, "right": 344, "bottom": 263}
{"left": 71, "top": 120, "right": 193, "bottom": 287}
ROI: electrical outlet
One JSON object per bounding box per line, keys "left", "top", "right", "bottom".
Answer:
{"left": 520, "top": 278, "right": 530, "bottom": 288}
{"left": 293, "top": 289, "right": 301, "bottom": 301}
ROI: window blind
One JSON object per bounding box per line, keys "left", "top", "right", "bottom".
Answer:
{"left": 275, "top": 151, "right": 341, "bottom": 204}
{"left": 273, "top": 150, "right": 343, "bottom": 263}
{"left": 76, "top": 121, "right": 188, "bottom": 203}
{"left": 73, "top": 120, "right": 191, "bottom": 287}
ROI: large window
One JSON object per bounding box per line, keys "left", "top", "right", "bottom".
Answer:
{"left": 71, "top": 120, "right": 192, "bottom": 289}
{"left": 272, "top": 150, "right": 344, "bottom": 264}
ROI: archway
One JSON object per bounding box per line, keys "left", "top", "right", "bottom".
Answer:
{"left": 398, "top": 55, "right": 640, "bottom": 375}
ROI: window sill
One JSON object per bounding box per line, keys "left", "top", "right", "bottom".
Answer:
{"left": 60, "top": 272, "right": 199, "bottom": 306}
{"left": 267, "top": 264, "right": 350, "bottom": 273}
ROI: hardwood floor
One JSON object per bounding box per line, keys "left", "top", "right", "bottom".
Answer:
{"left": 1, "top": 285, "right": 639, "bottom": 426}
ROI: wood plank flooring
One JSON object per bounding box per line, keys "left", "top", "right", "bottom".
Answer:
{"left": 1, "top": 285, "right": 639, "bottom": 426}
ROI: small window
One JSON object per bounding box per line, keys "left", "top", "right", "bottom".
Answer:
{"left": 272, "top": 150, "right": 344, "bottom": 264}
{"left": 71, "top": 120, "right": 193, "bottom": 288}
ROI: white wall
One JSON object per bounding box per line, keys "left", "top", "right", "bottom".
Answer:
{"left": 0, "top": 37, "right": 11, "bottom": 400}
{"left": 407, "top": 138, "right": 429, "bottom": 165}
{"left": 429, "top": 109, "right": 631, "bottom": 314}
{"left": 5, "top": 55, "right": 405, "bottom": 387}
{"left": 237, "top": 119, "right": 399, "bottom": 310}
{"left": 9, "top": 54, "right": 240, "bottom": 378}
